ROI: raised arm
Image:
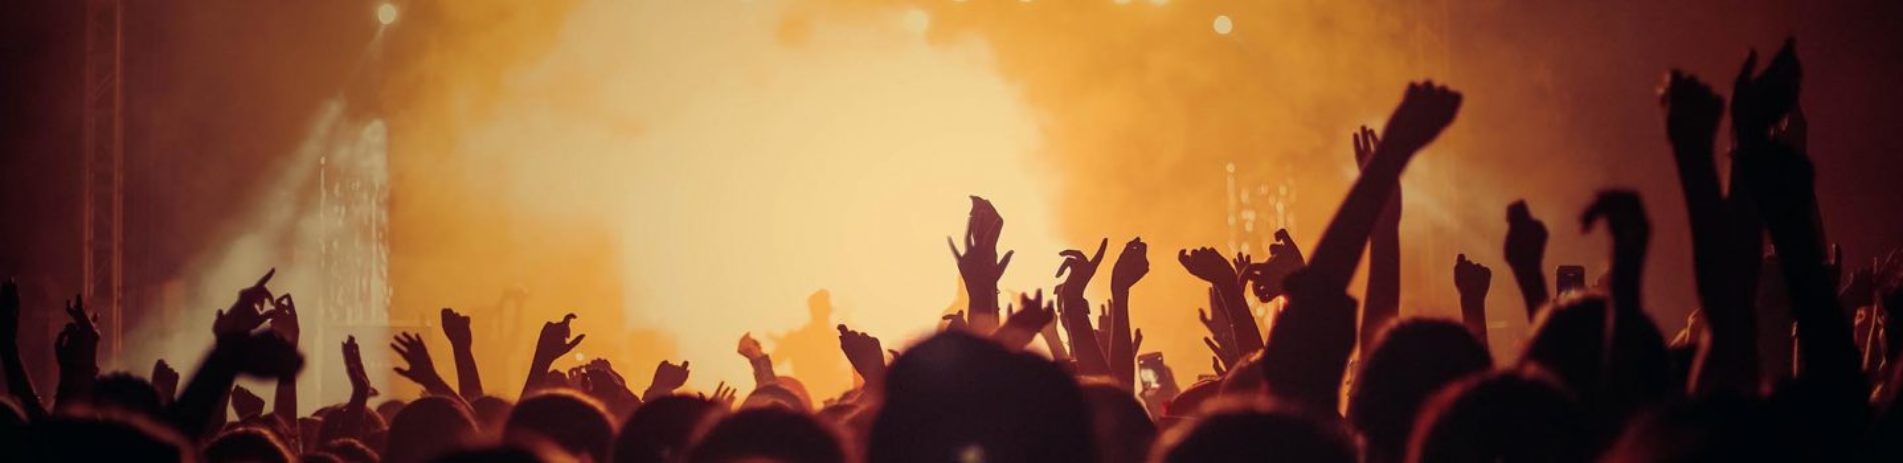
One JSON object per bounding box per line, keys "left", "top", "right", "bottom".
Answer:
{"left": 1265, "top": 82, "right": 1462, "bottom": 412}
{"left": 1, "top": 279, "right": 48, "bottom": 419}
{"left": 522, "top": 314, "right": 584, "bottom": 397}
{"left": 1354, "top": 127, "right": 1405, "bottom": 348}
{"left": 1454, "top": 254, "right": 1493, "bottom": 348}
{"left": 838, "top": 325, "right": 888, "bottom": 392}
{"left": 172, "top": 270, "right": 309, "bottom": 440}
{"left": 1503, "top": 201, "right": 1551, "bottom": 319}
{"left": 643, "top": 360, "right": 689, "bottom": 402}
{"left": 268, "top": 294, "right": 300, "bottom": 433}
{"left": 1056, "top": 239, "right": 1112, "bottom": 377}
{"left": 441, "top": 308, "right": 484, "bottom": 400}
{"left": 1107, "top": 238, "right": 1150, "bottom": 389}
{"left": 0, "top": 283, "right": 46, "bottom": 417}
{"left": 53, "top": 296, "right": 99, "bottom": 411}
{"left": 392, "top": 331, "right": 459, "bottom": 398}
{"left": 1181, "top": 247, "right": 1262, "bottom": 358}
{"left": 1730, "top": 41, "right": 1858, "bottom": 389}
{"left": 1581, "top": 191, "right": 1651, "bottom": 317}
{"left": 1660, "top": 71, "right": 1760, "bottom": 395}
{"left": 1300, "top": 83, "right": 1461, "bottom": 292}
{"left": 949, "top": 196, "right": 1014, "bottom": 334}
{"left": 737, "top": 333, "right": 777, "bottom": 388}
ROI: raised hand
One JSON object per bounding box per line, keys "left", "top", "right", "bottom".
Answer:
{"left": 1183, "top": 248, "right": 1263, "bottom": 359}
{"left": 646, "top": 360, "right": 690, "bottom": 400}
{"left": 1664, "top": 70, "right": 1725, "bottom": 152}
{"left": 1244, "top": 229, "right": 1305, "bottom": 302}
{"left": 1454, "top": 254, "right": 1493, "bottom": 345}
{"left": 1455, "top": 254, "right": 1493, "bottom": 302}
{"left": 707, "top": 381, "right": 736, "bottom": 407}
{"left": 737, "top": 332, "right": 777, "bottom": 387}
{"left": 392, "top": 332, "right": 455, "bottom": 397}
{"left": 1374, "top": 81, "right": 1464, "bottom": 161}
{"left": 440, "top": 307, "right": 484, "bottom": 399}
{"left": 737, "top": 332, "right": 764, "bottom": 360}
{"left": 532, "top": 314, "right": 584, "bottom": 366}
{"left": 837, "top": 324, "right": 888, "bottom": 388}
{"left": 1179, "top": 247, "right": 1237, "bottom": 285}
{"left": 573, "top": 359, "right": 638, "bottom": 416}
{"left": 152, "top": 359, "right": 179, "bottom": 403}
{"left": 994, "top": 291, "right": 1056, "bottom": 351}
{"left": 1111, "top": 237, "right": 1150, "bottom": 293}
{"left": 230, "top": 385, "right": 265, "bottom": 420}
{"left": 1352, "top": 125, "right": 1379, "bottom": 167}
{"left": 215, "top": 269, "right": 279, "bottom": 339}
{"left": 54, "top": 296, "right": 101, "bottom": 409}
{"left": 1582, "top": 191, "right": 1653, "bottom": 315}
{"left": 949, "top": 196, "right": 1015, "bottom": 332}
{"left": 268, "top": 294, "right": 299, "bottom": 344}
{"left": 1056, "top": 238, "right": 1110, "bottom": 301}
{"left": 1731, "top": 39, "right": 1801, "bottom": 147}
{"left": 442, "top": 307, "right": 472, "bottom": 348}
{"left": 1504, "top": 200, "right": 1552, "bottom": 318}
{"left": 55, "top": 296, "right": 100, "bottom": 376}
{"left": 344, "top": 336, "right": 376, "bottom": 404}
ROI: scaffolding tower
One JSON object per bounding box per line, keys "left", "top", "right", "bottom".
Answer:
{"left": 81, "top": 0, "right": 125, "bottom": 366}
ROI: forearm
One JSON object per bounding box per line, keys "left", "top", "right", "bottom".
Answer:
{"left": 748, "top": 355, "right": 777, "bottom": 388}
{"left": 170, "top": 353, "right": 240, "bottom": 441}
{"left": 1458, "top": 294, "right": 1488, "bottom": 349}
{"left": 1675, "top": 143, "right": 1753, "bottom": 315}
{"left": 452, "top": 343, "right": 484, "bottom": 400}
{"left": 2, "top": 346, "right": 47, "bottom": 419}
{"left": 1039, "top": 321, "right": 1069, "bottom": 361}
{"left": 521, "top": 359, "right": 553, "bottom": 397}
{"left": 967, "top": 283, "right": 1001, "bottom": 334}
{"left": 1509, "top": 262, "right": 1550, "bottom": 319}
{"left": 1307, "top": 155, "right": 1407, "bottom": 292}
{"left": 54, "top": 363, "right": 97, "bottom": 411}
{"left": 274, "top": 376, "right": 297, "bottom": 427}
{"left": 1108, "top": 289, "right": 1135, "bottom": 389}
{"left": 1363, "top": 208, "right": 1401, "bottom": 347}
{"left": 1675, "top": 144, "right": 1761, "bottom": 393}
{"left": 1766, "top": 226, "right": 1858, "bottom": 383}
{"left": 1214, "top": 285, "right": 1263, "bottom": 356}
{"left": 1059, "top": 297, "right": 1110, "bottom": 376}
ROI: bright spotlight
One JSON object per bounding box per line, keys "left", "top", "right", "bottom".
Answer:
{"left": 376, "top": 3, "right": 398, "bottom": 26}
{"left": 1213, "top": 15, "right": 1233, "bottom": 35}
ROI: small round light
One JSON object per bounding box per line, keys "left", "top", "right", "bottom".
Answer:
{"left": 376, "top": 3, "right": 398, "bottom": 26}
{"left": 1213, "top": 15, "right": 1233, "bottom": 35}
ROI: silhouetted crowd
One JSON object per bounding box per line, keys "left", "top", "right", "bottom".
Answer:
{"left": 3, "top": 38, "right": 1901, "bottom": 462}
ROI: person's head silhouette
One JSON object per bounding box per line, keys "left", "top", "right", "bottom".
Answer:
{"left": 868, "top": 331, "right": 1095, "bottom": 463}
{"left": 386, "top": 395, "right": 478, "bottom": 463}
{"left": 687, "top": 407, "right": 846, "bottom": 463}
{"left": 506, "top": 389, "right": 615, "bottom": 462}
{"left": 1348, "top": 318, "right": 1492, "bottom": 463}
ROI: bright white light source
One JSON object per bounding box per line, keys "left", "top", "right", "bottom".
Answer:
{"left": 376, "top": 3, "right": 398, "bottom": 26}
{"left": 901, "top": 8, "right": 930, "bottom": 35}
{"left": 1213, "top": 15, "right": 1233, "bottom": 35}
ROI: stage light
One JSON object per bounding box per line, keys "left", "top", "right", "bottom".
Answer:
{"left": 1213, "top": 15, "right": 1233, "bottom": 35}
{"left": 377, "top": 3, "right": 398, "bottom": 26}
